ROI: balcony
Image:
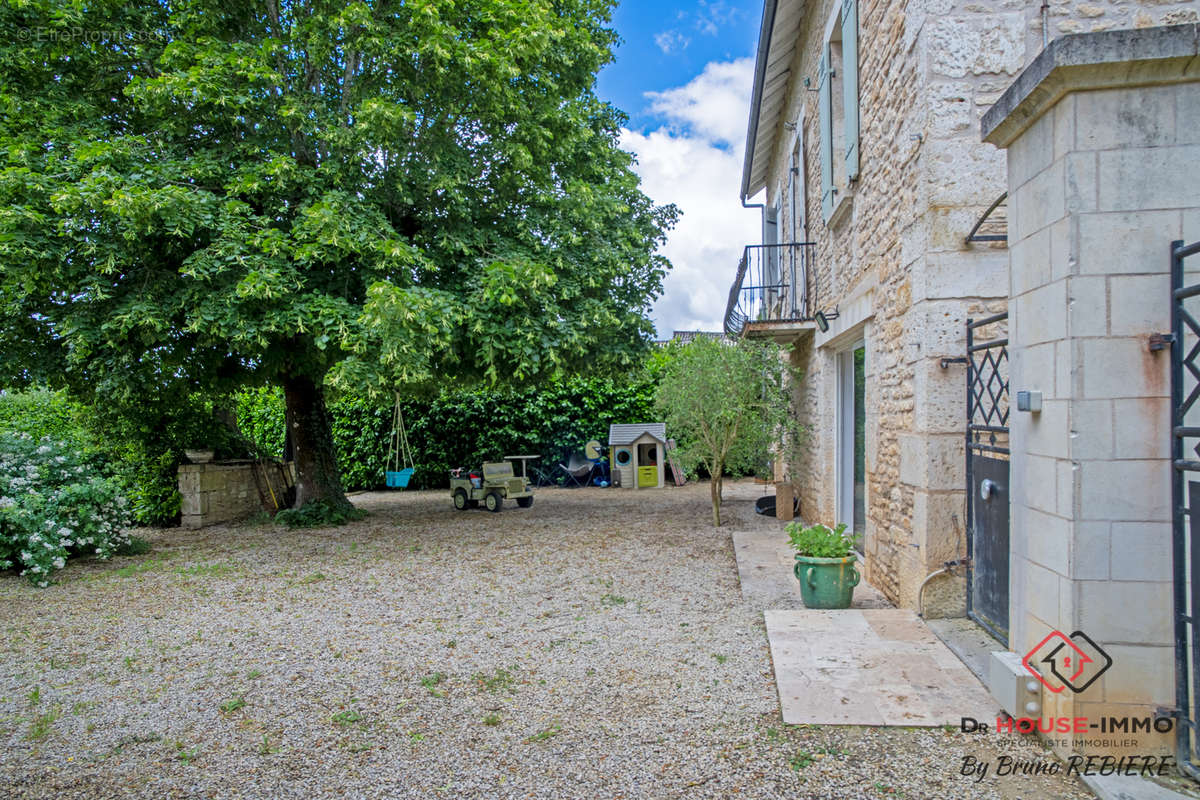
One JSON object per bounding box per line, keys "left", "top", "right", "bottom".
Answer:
{"left": 723, "top": 243, "right": 817, "bottom": 340}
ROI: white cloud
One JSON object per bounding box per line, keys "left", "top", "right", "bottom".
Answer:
{"left": 694, "top": 0, "right": 740, "bottom": 36}
{"left": 620, "top": 57, "right": 761, "bottom": 338}
{"left": 653, "top": 29, "right": 691, "bottom": 55}
{"left": 644, "top": 59, "right": 752, "bottom": 149}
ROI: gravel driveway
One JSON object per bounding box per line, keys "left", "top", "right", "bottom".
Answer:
{"left": 0, "top": 482, "right": 1091, "bottom": 799}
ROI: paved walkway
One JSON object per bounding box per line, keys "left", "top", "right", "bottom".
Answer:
{"left": 732, "top": 529, "right": 1000, "bottom": 727}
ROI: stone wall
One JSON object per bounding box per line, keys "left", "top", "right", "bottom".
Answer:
{"left": 767, "top": 0, "right": 1014, "bottom": 608}
{"left": 178, "top": 461, "right": 295, "bottom": 529}
{"left": 983, "top": 24, "right": 1200, "bottom": 757}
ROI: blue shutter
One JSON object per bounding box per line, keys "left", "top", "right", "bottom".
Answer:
{"left": 818, "top": 50, "right": 835, "bottom": 222}
{"left": 841, "top": 0, "right": 860, "bottom": 181}
{"left": 763, "top": 202, "right": 780, "bottom": 285}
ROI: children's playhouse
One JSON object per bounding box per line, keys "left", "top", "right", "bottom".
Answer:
{"left": 608, "top": 423, "right": 666, "bottom": 489}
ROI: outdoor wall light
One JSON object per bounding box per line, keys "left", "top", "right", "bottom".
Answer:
{"left": 814, "top": 309, "right": 840, "bottom": 333}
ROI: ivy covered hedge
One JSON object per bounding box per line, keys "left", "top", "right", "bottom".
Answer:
{"left": 236, "top": 374, "right": 659, "bottom": 491}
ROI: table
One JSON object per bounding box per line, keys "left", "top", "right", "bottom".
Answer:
{"left": 504, "top": 455, "right": 540, "bottom": 480}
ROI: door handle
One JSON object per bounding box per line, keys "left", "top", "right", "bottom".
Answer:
{"left": 980, "top": 478, "right": 1001, "bottom": 501}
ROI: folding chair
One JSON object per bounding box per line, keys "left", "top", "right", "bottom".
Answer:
{"left": 557, "top": 452, "right": 594, "bottom": 487}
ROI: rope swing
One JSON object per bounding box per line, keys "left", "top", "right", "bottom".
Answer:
{"left": 386, "top": 392, "right": 415, "bottom": 488}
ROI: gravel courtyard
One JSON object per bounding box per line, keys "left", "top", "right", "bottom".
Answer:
{"left": 0, "top": 482, "right": 1091, "bottom": 799}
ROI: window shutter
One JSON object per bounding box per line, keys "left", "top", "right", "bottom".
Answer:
{"left": 818, "top": 50, "right": 835, "bottom": 221}
{"left": 787, "top": 150, "right": 796, "bottom": 242}
{"left": 793, "top": 132, "right": 806, "bottom": 240}
{"left": 764, "top": 201, "right": 780, "bottom": 285}
{"left": 841, "top": 0, "right": 860, "bottom": 181}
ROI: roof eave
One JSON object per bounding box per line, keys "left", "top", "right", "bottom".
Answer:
{"left": 740, "top": 0, "right": 779, "bottom": 201}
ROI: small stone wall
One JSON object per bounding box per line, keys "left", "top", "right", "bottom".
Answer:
{"left": 178, "top": 461, "right": 295, "bottom": 529}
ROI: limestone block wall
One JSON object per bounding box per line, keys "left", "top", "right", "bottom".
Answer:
{"left": 178, "top": 461, "right": 295, "bottom": 529}
{"left": 767, "top": 0, "right": 1015, "bottom": 607}
{"left": 982, "top": 25, "right": 1200, "bottom": 756}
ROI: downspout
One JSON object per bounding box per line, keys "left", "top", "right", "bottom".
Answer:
{"left": 917, "top": 512, "right": 969, "bottom": 618}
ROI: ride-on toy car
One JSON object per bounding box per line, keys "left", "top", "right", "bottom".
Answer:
{"left": 450, "top": 462, "right": 534, "bottom": 512}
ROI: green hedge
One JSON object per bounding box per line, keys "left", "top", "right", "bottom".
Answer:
{"left": 236, "top": 375, "right": 659, "bottom": 491}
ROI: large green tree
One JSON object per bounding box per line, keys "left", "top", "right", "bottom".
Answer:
{"left": 0, "top": 0, "right": 675, "bottom": 511}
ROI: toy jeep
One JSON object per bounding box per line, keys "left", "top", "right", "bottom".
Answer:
{"left": 450, "top": 462, "right": 533, "bottom": 512}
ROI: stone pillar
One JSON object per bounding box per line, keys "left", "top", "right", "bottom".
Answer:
{"left": 983, "top": 25, "right": 1200, "bottom": 757}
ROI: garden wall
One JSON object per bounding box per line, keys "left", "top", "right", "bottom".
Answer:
{"left": 178, "top": 461, "right": 295, "bottom": 529}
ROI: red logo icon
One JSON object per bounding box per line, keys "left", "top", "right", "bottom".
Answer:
{"left": 1023, "top": 630, "right": 1112, "bottom": 694}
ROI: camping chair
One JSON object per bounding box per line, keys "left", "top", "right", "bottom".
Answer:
{"left": 557, "top": 452, "right": 594, "bottom": 487}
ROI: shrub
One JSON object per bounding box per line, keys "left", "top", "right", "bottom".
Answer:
{"left": 273, "top": 500, "right": 366, "bottom": 529}
{"left": 0, "top": 433, "right": 133, "bottom": 585}
{"left": 0, "top": 388, "right": 93, "bottom": 453}
{"left": 786, "top": 522, "right": 854, "bottom": 559}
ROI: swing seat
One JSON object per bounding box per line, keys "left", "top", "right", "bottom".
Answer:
{"left": 386, "top": 467, "right": 414, "bottom": 488}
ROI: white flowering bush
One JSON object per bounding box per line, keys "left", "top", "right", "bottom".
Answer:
{"left": 0, "top": 433, "right": 132, "bottom": 586}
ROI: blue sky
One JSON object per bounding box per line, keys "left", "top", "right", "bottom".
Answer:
{"left": 598, "top": 1, "right": 761, "bottom": 134}
{"left": 594, "top": 1, "right": 766, "bottom": 338}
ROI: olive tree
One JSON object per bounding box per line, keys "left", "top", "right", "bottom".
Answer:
{"left": 655, "top": 337, "right": 803, "bottom": 526}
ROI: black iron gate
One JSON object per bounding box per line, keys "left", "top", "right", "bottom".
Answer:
{"left": 1170, "top": 238, "right": 1200, "bottom": 781}
{"left": 966, "top": 312, "right": 1010, "bottom": 646}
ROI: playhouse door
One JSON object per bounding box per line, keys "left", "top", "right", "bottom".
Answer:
{"left": 637, "top": 443, "right": 658, "bottom": 487}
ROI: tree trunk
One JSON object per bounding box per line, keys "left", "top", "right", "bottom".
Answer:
{"left": 710, "top": 464, "right": 724, "bottom": 527}
{"left": 282, "top": 374, "right": 352, "bottom": 511}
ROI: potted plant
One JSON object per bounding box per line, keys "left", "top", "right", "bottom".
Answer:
{"left": 786, "top": 522, "right": 860, "bottom": 609}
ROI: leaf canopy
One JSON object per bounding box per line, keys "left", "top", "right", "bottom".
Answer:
{"left": 0, "top": 0, "right": 676, "bottom": 399}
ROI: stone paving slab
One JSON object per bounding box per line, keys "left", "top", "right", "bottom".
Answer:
{"left": 765, "top": 608, "right": 1001, "bottom": 726}
{"left": 731, "top": 530, "right": 890, "bottom": 609}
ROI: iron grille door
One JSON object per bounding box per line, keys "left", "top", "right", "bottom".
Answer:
{"left": 1170, "top": 238, "right": 1200, "bottom": 781}
{"left": 966, "top": 312, "right": 1010, "bottom": 647}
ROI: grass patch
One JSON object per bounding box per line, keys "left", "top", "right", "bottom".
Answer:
{"left": 274, "top": 501, "right": 366, "bottom": 529}
{"left": 113, "top": 559, "right": 165, "bottom": 578}
{"left": 790, "top": 750, "right": 815, "bottom": 771}
{"left": 296, "top": 572, "right": 327, "bottom": 585}
{"left": 26, "top": 705, "right": 61, "bottom": 741}
{"left": 599, "top": 594, "right": 627, "bottom": 607}
{"left": 218, "top": 695, "right": 247, "bottom": 714}
{"left": 525, "top": 724, "right": 561, "bottom": 743}
{"left": 472, "top": 667, "right": 516, "bottom": 694}
{"left": 482, "top": 713, "right": 501, "bottom": 727}
{"left": 174, "top": 741, "right": 198, "bottom": 765}
{"left": 176, "top": 562, "right": 236, "bottom": 578}
{"left": 420, "top": 672, "right": 446, "bottom": 695}
{"left": 331, "top": 709, "right": 363, "bottom": 727}
{"left": 712, "top": 654, "right": 728, "bottom": 664}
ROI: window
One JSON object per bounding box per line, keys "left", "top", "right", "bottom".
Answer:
{"left": 819, "top": 0, "right": 859, "bottom": 223}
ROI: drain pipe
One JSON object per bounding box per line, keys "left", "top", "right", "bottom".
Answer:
{"left": 1041, "top": 0, "right": 1050, "bottom": 49}
{"left": 918, "top": 558, "right": 970, "bottom": 618}
{"left": 917, "top": 512, "right": 970, "bottom": 618}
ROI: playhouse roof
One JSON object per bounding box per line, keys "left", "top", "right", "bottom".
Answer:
{"left": 608, "top": 423, "right": 666, "bottom": 446}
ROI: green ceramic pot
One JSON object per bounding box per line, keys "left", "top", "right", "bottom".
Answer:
{"left": 793, "top": 554, "right": 860, "bottom": 609}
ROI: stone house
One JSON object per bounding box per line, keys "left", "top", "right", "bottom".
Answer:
{"left": 729, "top": 0, "right": 1200, "bottom": 762}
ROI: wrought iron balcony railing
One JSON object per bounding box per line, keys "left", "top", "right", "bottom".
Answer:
{"left": 723, "top": 242, "right": 816, "bottom": 337}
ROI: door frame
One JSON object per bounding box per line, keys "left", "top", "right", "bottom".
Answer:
{"left": 836, "top": 340, "right": 865, "bottom": 538}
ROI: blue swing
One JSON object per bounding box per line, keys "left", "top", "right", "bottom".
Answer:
{"left": 386, "top": 395, "right": 415, "bottom": 488}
